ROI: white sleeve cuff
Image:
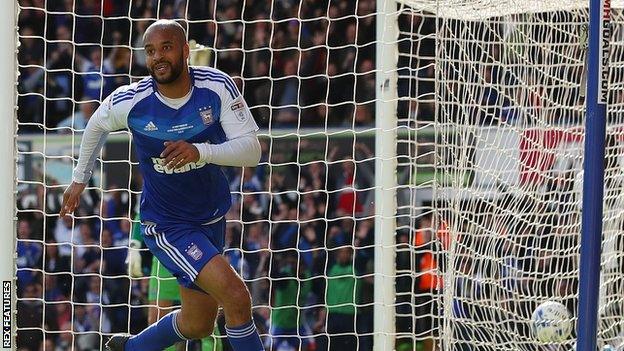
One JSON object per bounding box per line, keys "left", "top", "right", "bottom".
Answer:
{"left": 194, "top": 142, "right": 213, "bottom": 163}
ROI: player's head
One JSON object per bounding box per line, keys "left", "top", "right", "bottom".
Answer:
{"left": 143, "top": 20, "right": 189, "bottom": 84}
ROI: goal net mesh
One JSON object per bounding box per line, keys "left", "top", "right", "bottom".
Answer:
{"left": 13, "top": 0, "right": 624, "bottom": 351}
{"left": 398, "top": 0, "right": 624, "bottom": 350}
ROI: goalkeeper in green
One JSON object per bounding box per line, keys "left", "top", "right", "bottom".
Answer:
{"left": 128, "top": 213, "right": 223, "bottom": 351}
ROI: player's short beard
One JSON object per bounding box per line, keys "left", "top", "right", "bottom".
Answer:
{"left": 148, "top": 51, "right": 185, "bottom": 84}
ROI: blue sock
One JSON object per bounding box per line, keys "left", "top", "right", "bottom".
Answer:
{"left": 125, "top": 310, "right": 187, "bottom": 351}
{"left": 225, "top": 320, "right": 263, "bottom": 351}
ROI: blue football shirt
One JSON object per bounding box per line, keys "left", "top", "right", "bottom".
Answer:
{"left": 73, "top": 67, "right": 259, "bottom": 225}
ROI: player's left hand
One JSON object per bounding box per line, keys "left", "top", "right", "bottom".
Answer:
{"left": 161, "top": 140, "right": 200, "bottom": 169}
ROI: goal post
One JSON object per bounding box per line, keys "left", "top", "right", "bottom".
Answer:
{"left": 374, "top": 1, "right": 399, "bottom": 350}
{"left": 578, "top": 0, "right": 609, "bottom": 350}
{"left": 1, "top": 0, "right": 17, "bottom": 350}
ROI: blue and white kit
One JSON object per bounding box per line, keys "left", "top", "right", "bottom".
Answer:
{"left": 73, "top": 66, "right": 260, "bottom": 288}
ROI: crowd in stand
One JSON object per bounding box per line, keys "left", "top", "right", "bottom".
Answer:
{"left": 17, "top": 0, "right": 379, "bottom": 133}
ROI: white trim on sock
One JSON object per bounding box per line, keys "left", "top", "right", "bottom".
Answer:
{"left": 171, "top": 311, "right": 189, "bottom": 340}
{"left": 226, "top": 322, "right": 257, "bottom": 338}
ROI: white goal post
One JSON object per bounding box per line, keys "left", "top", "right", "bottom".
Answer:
{"left": 374, "top": 0, "right": 399, "bottom": 350}
{"left": 2, "top": 1, "right": 17, "bottom": 350}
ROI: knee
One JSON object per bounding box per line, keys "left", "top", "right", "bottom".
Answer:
{"left": 177, "top": 314, "right": 214, "bottom": 339}
{"left": 177, "top": 310, "right": 214, "bottom": 339}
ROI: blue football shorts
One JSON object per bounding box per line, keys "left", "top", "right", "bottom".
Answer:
{"left": 141, "top": 217, "right": 225, "bottom": 290}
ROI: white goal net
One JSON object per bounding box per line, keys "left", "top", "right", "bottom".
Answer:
{"left": 12, "top": 0, "right": 624, "bottom": 351}
{"left": 397, "top": 0, "right": 624, "bottom": 350}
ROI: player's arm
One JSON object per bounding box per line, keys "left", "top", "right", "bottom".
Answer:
{"left": 60, "top": 95, "right": 128, "bottom": 217}
{"left": 160, "top": 132, "right": 260, "bottom": 169}
{"left": 193, "top": 131, "right": 260, "bottom": 167}
{"left": 162, "top": 93, "right": 261, "bottom": 169}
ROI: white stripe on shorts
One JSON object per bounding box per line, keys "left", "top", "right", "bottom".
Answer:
{"left": 143, "top": 224, "right": 157, "bottom": 236}
{"left": 160, "top": 233, "right": 199, "bottom": 277}
{"left": 154, "top": 232, "right": 198, "bottom": 281}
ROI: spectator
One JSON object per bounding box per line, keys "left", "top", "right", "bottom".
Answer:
{"left": 319, "top": 247, "right": 360, "bottom": 351}
{"left": 73, "top": 305, "right": 99, "bottom": 350}
{"left": 16, "top": 220, "right": 43, "bottom": 292}
{"left": 56, "top": 101, "right": 98, "bottom": 132}
{"left": 112, "top": 218, "right": 132, "bottom": 247}
{"left": 52, "top": 302, "right": 72, "bottom": 335}
{"left": 40, "top": 338, "right": 56, "bottom": 351}
{"left": 298, "top": 224, "right": 318, "bottom": 270}
{"left": 75, "top": 222, "right": 95, "bottom": 257}
{"left": 271, "top": 204, "right": 299, "bottom": 250}
{"left": 272, "top": 58, "right": 300, "bottom": 126}
{"left": 16, "top": 283, "right": 44, "bottom": 350}
{"left": 43, "top": 275, "right": 63, "bottom": 303}
{"left": 224, "top": 223, "right": 246, "bottom": 276}
{"left": 130, "top": 19, "right": 150, "bottom": 75}
{"left": 101, "top": 228, "right": 127, "bottom": 276}
{"left": 80, "top": 47, "right": 116, "bottom": 101}
{"left": 354, "top": 104, "right": 374, "bottom": 126}
{"left": 55, "top": 322, "right": 74, "bottom": 351}
{"left": 101, "top": 225, "right": 131, "bottom": 333}
{"left": 43, "top": 241, "right": 71, "bottom": 295}
{"left": 72, "top": 226, "right": 100, "bottom": 275}
{"left": 44, "top": 24, "right": 76, "bottom": 128}
{"left": 269, "top": 251, "right": 314, "bottom": 351}
{"left": 84, "top": 276, "right": 112, "bottom": 333}
{"left": 53, "top": 216, "right": 80, "bottom": 259}
{"left": 102, "top": 188, "right": 131, "bottom": 234}
{"left": 243, "top": 223, "right": 268, "bottom": 279}
{"left": 18, "top": 26, "right": 44, "bottom": 65}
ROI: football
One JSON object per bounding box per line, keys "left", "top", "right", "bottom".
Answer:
{"left": 531, "top": 301, "right": 573, "bottom": 342}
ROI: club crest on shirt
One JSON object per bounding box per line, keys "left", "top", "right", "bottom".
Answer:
{"left": 199, "top": 106, "right": 213, "bottom": 125}
{"left": 186, "top": 243, "right": 203, "bottom": 261}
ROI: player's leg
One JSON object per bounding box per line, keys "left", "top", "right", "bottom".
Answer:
{"left": 149, "top": 299, "right": 191, "bottom": 351}
{"left": 108, "top": 220, "right": 260, "bottom": 351}
{"left": 150, "top": 255, "right": 224, "bottom": 350}
{"left": 176, "top": 285, "right": 219, "bottom": 339}
{"left": 118, "top": 288, "right": 218, "bottom": 351}
{"left": 124, "top": 256, "right": 259, "bottom": 351}
{"left": 150, "top": 290, "right": 223, "bottom": 351}
{"left": 106, "top": 224, "right": 206, "bottom": 351}
{"left": 193, "top": 255, "right": 263, "bottom": 350}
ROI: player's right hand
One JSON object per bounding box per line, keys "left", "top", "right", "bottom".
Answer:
{"left": 60, "top": 181, "right": 87, "bottom": 217}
